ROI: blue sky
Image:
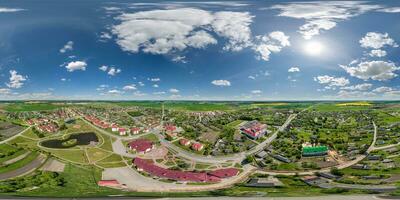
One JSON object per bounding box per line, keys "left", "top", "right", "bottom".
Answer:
{"left": 0, "top": 0, "right": 400, "bottom": 100}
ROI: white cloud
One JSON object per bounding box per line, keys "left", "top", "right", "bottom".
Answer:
{"left": 314, "top": 75, "right": 349, "bottom": 88}
{"left": 335, "top": 90, "right": 376, "bottom": 99}
{"left": 288, "top": 67, "right": 300, "bottom": 72}
{"left": 379, "top": 7, "right": 400, "bottom": 13}
{"left": 359, "top": 32, "right": 398, "bottom": 49}
{"left": 108, "top": 89, "right": 124, "bottom": 95}
{"left": 340, "top": 61, "right": 399, "bottom": 81}
{"left": 341, "top": 83, "right": 372, "bottom": 91}
{"left": 248, "top": 75, "right": 255, "bottom": 80}
{"left": 270, "top": 1, "right": 381, "bottom": 39}
{"left": 0, "top": 88, "right": 11, "bottom": 94}
{"left": 252, "top": 31, "right": 290, "bottom": 61}
{"left": 211, "top": 79, "right": 231, "bottom": 86}
{"left": 0, "top": 7, "right": 25, "bottom": 13}
{"left": 59, "top": 41, "right": 74, "bottom": 53}
{"left": 212, "top": 11, "right": 253, "bottom": 51}
{"left": 65, "top": 61, "right": 87, "bottom": 72}
{"left": 7, "top": 70, "right": 27, "bottom": 89}
{"left": 369, "top": 49, "right": 387, "bottom": 57}
{"left": 169, "top": 88, "right": 179, "bottom": 93}
{"left": 149, "top": 78, "right": 160, "bottom": 82}
{"left": 99, "top": 65, "right": 108, "bottom": 71}
{"left": 172, "top": 55, "right": 187, "bottom": 63}
{"left": 107, "top": 67, "right": 121, "bottom": 76}
{"left": 61, "top": 78, "right": 67, "bottom": 82}
{"left": 251, "top": 90, "right": 262, "bottom": 94}
{"left": 138, "top": 81, "right": 145, "bottom": 86}
{"left": 153, "top": 84, "right": 159, "bottom": 88}
{"left": 112, "top": 8, "right": 217, "bottom": 54}
{"left": 123, "top": 84, "right": 137, "bottom": 90}
{"left": 372, "top": 86, "right": 393, "bottom": 93}
{"left": 96, "top": 84, "right": 109, "bottom": 91}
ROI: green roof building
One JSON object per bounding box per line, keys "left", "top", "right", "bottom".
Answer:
{"left": 302, "top": 146, "right": 328, "bottom": 157}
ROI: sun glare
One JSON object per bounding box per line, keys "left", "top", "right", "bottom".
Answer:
{"left": 304, "top": 41, "right": 324, "bottom": 56}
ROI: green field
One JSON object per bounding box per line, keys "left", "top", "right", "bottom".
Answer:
{"left": 3, "top": 103, "right": 65, "bottom": 112}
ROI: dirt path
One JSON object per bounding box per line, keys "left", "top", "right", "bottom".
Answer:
{"left": 2, "top": 151, "right": 31, "bottom": 165}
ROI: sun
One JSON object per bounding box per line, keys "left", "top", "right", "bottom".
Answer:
{"left": 304, "top": 41, "right": 324, "bottom": 56}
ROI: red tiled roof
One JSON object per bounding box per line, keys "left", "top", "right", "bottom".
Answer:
{"left": 179, "top": 138, "right": 190, "bottom": 146}
{"left": 133, "top": 158, "right": 221, "bottom": 182}
{"left": 128, "top": 139, "right": 153, "bottom": 152}
{"left": 98, "top": 180, "right": 120, "bottom": 187}
{"left": 208, "top": 168, "right": 240, "bottom": 178}
{"left": 191, "top": 142, "right": 203, "bottom": 150}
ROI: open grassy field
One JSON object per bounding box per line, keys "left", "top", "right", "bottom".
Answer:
{"left": 3, "top": 103, "right": 65, "bottom": 112}
{"left": 313, "top": 103, "right": 372, "bottom": 111}
{"left": 115, "top": 101, "right": 234, "bottom": 111}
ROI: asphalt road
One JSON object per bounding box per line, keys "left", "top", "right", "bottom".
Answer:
{"left": 0, "top": 154, "right": 46, "bottom": 181}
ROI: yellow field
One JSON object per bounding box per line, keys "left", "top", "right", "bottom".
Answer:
{"left": 336, "top": 102, "right": 372, "bottom": 106}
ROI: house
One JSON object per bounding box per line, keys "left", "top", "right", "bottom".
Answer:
{"left": 256, "top": 151, "right": 268, "bottom": 159}
{"left": 119, "top": 128, "right": 127, "bottom": 136}
{"left": 98, "top": 180, "right": 120, "bottom": 187}
{"left": 179, "top": 138, "right": 191, "bottom": 146}
{"left": 111, "top": 124, "right": 119, "bottom": 132}
{"left": 191, "top": 142, "right": 204, "bottom": 151}
{"left": 240, "top": 120, "right": 267, "bottom": 139}
{"left": 131, "top": 127, "right": 141, "bottom": 134}
{"left": 302, "top": 146, "right": 328, "bottom": 157}
{"left": 164, "top": 124, "right": 176, "bottom": 132}
{"left": 246, "top": 177, "right": 284, "bottom": 187}
{"left": 128, "top": 139, "right": 154, "bottom": 153}
{"left": 318, "top": 172, "right": 340, "bottom": 180}
{"left": 270, "top": 154, "right": 291, "bottom": 163}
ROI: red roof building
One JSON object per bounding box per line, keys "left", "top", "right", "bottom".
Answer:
{"left": 98, "top": 180, "right": 120, "bottom": 187}
{"left": 164, "top": 124, "right": 176, "bottom": 132}
{"left": 191, "top": 142, "right": 204, "bottom": 151}
{"left": 208, "top": 168, "right": 240, "bottom": 178}
{"left": 179, "top": 138, "right": 191, "bottom": 146}
{"left": 240, "top": 120, "right": 267, "bottom": 139}
{"left": 131, "top": 127, "right": 141, "bottom": 134}
{"left": 128, "top": 139, "right": 154, "bottom": 153}
{"left": 133, "top": 158, "right": 222, "bottom": 183}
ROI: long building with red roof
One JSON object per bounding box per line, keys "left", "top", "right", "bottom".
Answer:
{"left": 133, "top": 158, "right": 239, "bottom": 183}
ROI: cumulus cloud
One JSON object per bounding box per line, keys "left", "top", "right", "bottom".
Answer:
{"left": 0, "top": 7, "right": 25, "bottom": 13}
{"left": 138, "top": 81, "right": 145, "bottom": 86}
{"left": 270, "top": 1, "right": 381, "bottom": 39}
{"left": 341, "top": 83, "right": 372, "bottom": 91}
{"left": 288, "top": 67, "right": 300, "bottom": 72}
{"left": 248, "top": 75, "right": 256, "bottom": 80}
{"left": 252, "top": 31, "right": 290, "bottom": 61}
{"left": 110, "top": 7, "right": 287, "bottom": 62}
{"left": 107, "top": 67, "right": 121, "bottom": 76}
{"left": 65, "top": 61, "right": 87, "bottom": 72}
{"left": 96, "top": 84, "right": 109, "bottom": 91}
{"left": 99, "top": 65, "right": 108, "bottom": 71}
{"left": 372, "top": 86, "right": 393, "bottom": 93}
{"left": 369, "top": 49, "right": 387, "bottom": 57}
{"left": 108, "top": 89, "right": 124, "bottom": 95}
{"left": 212, "top": 11, "right": 253, "bottom": 51}
{"left": 153, "top": 84, "right": 159, "bottom": 88}
{"left": 335, "top": 90, "right": 376, "bottom": 99}
{"left": 59, "top": 41, "right": 74, "bottom": 53}
{"left": 153, "top": 91, "right": 166, "bottom": 95}
{"left": 169, "top": 88, "right": 179, "bottom": 93}
{"left": 7, "top": 70, "right": 27, "bottom": 89}
{"left": 359, "top": 32, "right": 398, "bottom": 49}
{"left": 314, "top": 75, "right": 349, "bottom": 88}
{"left": 211, "top": 79, "right": 231, "bottom": 86}
{"left": 112, "top": 8, "right": 217, "bottom": 54}
{"left": 340, "top": 61, "right": 400, "bottom": 81}
{"left": 123, "top": 84, "right": 137, "bottom": 90}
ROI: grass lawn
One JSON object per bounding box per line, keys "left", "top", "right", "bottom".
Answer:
{"left": 47, "top": 149, "right": 88, "bottom": 164}
{"left": 96, "top": 153, "right": 123, "bottom": 163}
{"left": 7, "top": 136, "right": 38, "bottom": 149}
{"left": 86, "top": 147, "right": 112, "bottom": 163}
{"left": 97, "top": 135, "right": 113, "bottom": 152}
{"left": 96, "top": 161, "right": 127, "bottom": 168}
{"left": 0, "top": 151, "right": 39, "bottom": 174}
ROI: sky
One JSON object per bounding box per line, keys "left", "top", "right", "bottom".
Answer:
{"left": 0, "top": 0, "right": 400, "bottom": 101}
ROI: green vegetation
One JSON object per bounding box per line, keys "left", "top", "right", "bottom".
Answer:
{"left": 4, "top": 103, "right": 64, "bottom": 112}
{"left": 0, "top": 151, "right": 39, "bottom": 174}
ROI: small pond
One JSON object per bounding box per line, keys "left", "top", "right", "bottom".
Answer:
{"left": 41, "top": 132, "right": 99, "bottom": 148}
